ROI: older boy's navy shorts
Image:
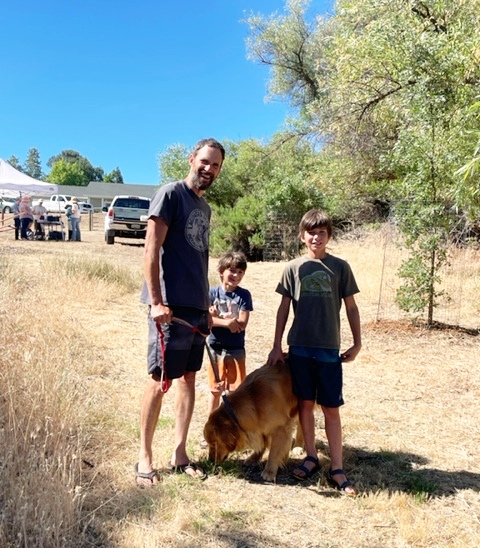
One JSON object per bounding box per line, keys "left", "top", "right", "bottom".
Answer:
{"left": 147, "top": 307, "right": 209, "bottom": 380}
{"left": 289, "top": 346, "right": 344, "bottom": 407}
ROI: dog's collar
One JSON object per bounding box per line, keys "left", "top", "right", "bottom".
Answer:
{"left": 221, "top": 393, "right": 245, "bottom": 432}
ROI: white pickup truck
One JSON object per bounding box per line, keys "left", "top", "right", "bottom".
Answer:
{"left": 103, "top": 195, "right": 150, "bottom": 245}
{"left": 32, "top": 194, "right": 93, "bottom": 214}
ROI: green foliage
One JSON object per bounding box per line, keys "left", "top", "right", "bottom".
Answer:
{"left": 246, "top": 0, "right": 480, "bottom": 322}
{"left": 210, "top": 194, "right": 266, "bottom": 259}
{"left": 47, "top": 150, "right": 104, "bottom": 184}
{"left": 158, "top": 135, "right": 329, "bottom": 258}
{"left": 455, "top": 97, "right": 480, "bottom": 219}
{"left": 47, "top": 159, "right": 88, "bottom": 186}
{"left": 6, "top": 155, "right": 23, "bottom": 172}
{"left": 104, "top": 167, "right": 124, "bottom": 184}
{"left": 158, "top": 143, "right": 190, "bottom": 184}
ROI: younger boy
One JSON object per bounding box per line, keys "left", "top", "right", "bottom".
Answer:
{"left": 201, "top": 251, "right": 253, "bottom": 446}
{"left": 267, "top": 209, "right": 361, "bottom": 496}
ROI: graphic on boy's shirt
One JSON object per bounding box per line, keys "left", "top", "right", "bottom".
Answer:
{"left": 213, "top": 297, "right": 239, "bottom": 319}
{"left": 301, "top": 270, "right": 332, "bottom": 296}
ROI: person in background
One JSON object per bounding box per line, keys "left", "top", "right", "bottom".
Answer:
{"left": 200, "top": 251, "right": 253, "bottom": 448}
{"left": 70, "top": 197, "right": 81, "bottom": 241}
{"left": 19, "top": 196, "right": 34, "bottom": 240}
{"left": 267, "top": 209, "right": 361, "bottom": 496}
{"left": 12, "top": 196, "right": 21, "bottom": 240}
{"left": 65, "top": 202, "right": 73, "bottom": 241}
{"left": 32, "top": 199, "right": 47, "bottom": 239}
{"left": 135, "top": 138, "right": 225, "bottom": 487}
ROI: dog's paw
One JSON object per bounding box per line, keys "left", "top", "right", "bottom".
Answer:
{"left": 261, "top": 469, "right": 277, "bottom": 482}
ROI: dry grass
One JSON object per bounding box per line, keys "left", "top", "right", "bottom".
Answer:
{"left": 0, "top": 218, "right": 479, "bottom": 547}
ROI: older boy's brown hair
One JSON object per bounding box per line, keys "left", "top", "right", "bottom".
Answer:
{"left": 298, "top": 209, "right": 333, "bottom": 238}
{"left": 217, "top": 251, "right": 247, "bottom": 273}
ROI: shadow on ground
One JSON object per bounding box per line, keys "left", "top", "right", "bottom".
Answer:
{"left": 207, "top": 441, "right": 480, "bottom": 499}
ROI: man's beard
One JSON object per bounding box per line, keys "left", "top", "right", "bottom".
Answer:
{"left": 191, "top": 170, "right": 214, "bottom": 191}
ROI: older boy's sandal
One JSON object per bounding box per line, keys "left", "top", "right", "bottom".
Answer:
{"left": 327, "top": 468, "right": 357, "bottom": 497}
{"left": 291, "top": 456, "right": 320, "bottom": 481}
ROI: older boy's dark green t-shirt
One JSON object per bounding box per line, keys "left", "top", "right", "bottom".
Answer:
{"left": 275, "top": 254, "right": 359, "bottom": 349}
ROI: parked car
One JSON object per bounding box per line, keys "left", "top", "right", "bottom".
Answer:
{"left": 1, "top": 197, "right": 16, "bottom": 214}
{"left": 79, "top": 202, "right": 94, "bottom": 214}
{"left": 103, "top": 195, "right": 150, "bottom": 245}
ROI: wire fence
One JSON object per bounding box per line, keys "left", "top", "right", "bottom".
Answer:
{"left": 374, "top": 223, "right": 480, "bottom": 332}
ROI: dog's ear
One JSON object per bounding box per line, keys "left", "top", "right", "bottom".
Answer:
{"left": 223, "top": 424, "right": 239, "bottom": 452}
{"left": 216, "top": 414, "right": 239, "bottom": 452}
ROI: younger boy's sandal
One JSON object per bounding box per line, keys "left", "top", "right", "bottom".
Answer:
{"left": 291, "top": 455, "right": 320, "bottom": 481}
{"left": 327, "top": 468, "right": 357, "bottom": 497}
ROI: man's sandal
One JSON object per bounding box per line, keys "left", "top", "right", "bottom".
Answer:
{"left": 327, "top": 468, "right": 357, "bottom": 497}
{"left": 167, "top": 462, "right": 207, "bottom": 480}
{"left": 291, "top": 455, "right": 320, "bottom": 481}
{"left": 134, "top": 462, "right": 159, "bottom": 488}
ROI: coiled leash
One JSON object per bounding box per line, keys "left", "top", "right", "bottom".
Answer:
{"left": 170, "top": 316, "right": 241, "bottom": 427}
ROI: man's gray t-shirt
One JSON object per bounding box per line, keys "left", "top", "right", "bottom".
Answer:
{"left": 140, "top": 180, "right": 211, "bottom": 310}
{"left": 276, "top": 254, "right": 359, "bottom": 349}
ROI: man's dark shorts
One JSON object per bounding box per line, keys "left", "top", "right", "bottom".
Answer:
{"left": 289, "top": 346, "right": 344, "bottom": 408}
{"left": 147, "top": 307, "right": 209, "bottom": 380}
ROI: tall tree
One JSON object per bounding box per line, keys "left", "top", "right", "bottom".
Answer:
{"left": 47, "top": 159, "right": 86, "bottom": 186}
{"left": 7, "top": 156, "right": 23, "bottom": 172}
{"left": 47, "top": 150, "right": 104, "bottom": 184}
{"left": 104, "top": 168, "right": 124, "bottom": 184}
{"left": 23, "top": 148, "right": 43, "bottom": 180}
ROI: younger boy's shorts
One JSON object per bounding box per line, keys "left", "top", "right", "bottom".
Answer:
{"left": 147, "top": 307, "right": 209, "bottom": 380}
{"left": 206, "top": 344, "right": 246, "bottom": 393}
{"left": 289, "top": 346, "right": 344, "bottom": 408}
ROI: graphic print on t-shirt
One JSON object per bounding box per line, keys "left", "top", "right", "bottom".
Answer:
{"left": 301, "top": 270, "right": 332, "bottom": 296}
{"left": 213, "top": 297, "right": 239, "bottom": 319}
{"left": 185, "top": 209, "right": 209, "bottom": 252}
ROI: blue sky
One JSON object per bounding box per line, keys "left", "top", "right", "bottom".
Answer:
{"left": 1, "top": 0, "right": 333, "bottom": 185}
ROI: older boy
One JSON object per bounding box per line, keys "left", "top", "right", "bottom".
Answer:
{"left": 267, "top": 209, "right": 361, "bottom": 496}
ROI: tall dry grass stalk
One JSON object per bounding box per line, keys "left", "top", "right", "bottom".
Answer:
{"left": 0, "top": 225, "right": 479, "bottom": 547}
{"left": 0, "top": 249, "right": 140, "bottom": 546}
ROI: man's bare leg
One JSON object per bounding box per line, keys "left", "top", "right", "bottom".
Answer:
{"left": 136, "top": 377, "right": 164, "bottom": 486}
{"left": 170, "top": 371, "right": 204, "bottom": 477}
{"left": 171, "top": 371, "right": 195, "bottom": 465}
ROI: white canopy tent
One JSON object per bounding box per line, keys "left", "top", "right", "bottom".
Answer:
{"left": 0, "top": 158, "right": 58, "bottom": 197}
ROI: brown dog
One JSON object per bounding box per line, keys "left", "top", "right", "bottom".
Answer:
{"left": 203, "top": 359, "right": 302, "bottom": 482}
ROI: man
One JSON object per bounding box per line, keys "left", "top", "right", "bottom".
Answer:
{"left": 135, "top": 138, "right": 225, "bottom": 487}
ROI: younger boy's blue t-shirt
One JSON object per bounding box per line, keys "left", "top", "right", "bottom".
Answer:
{"left": 208, "top": 285, "right": 253, "bottom": 350}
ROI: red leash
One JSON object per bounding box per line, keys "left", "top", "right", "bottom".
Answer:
{"left": 154, "top": 316, "right": 210, "bottom": 393}
{"left": 155, "top": 323, "right": 170, "bottom": 392}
